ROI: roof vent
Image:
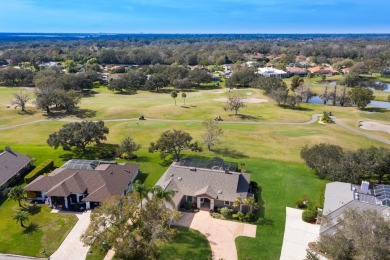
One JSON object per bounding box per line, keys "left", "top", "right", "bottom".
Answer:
{"left": 218, "top": 190, "right": 222, "bottom": 194}
{"left": 178, "top": 177, "right": 182, "bottom": 181}
{"left": 190, "top": 168, "right": 197, "bottom": 172}
{"left": 170, "top": 173, "right": 174, "bottom": 177}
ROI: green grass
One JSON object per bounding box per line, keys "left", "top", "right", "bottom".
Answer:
{"left": 235, "top": 160, "right": 327, "bottom": 260}
{"left": 0, "top": 195, "right": 77, "bottom": 257}
{"left": 159, "top": 227, "right": 212, "bottom": 260}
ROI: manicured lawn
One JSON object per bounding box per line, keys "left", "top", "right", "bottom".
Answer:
{"left": 0, "top": 194, "right": 77, "bottom": 257}
{"left": 235, "top": 160, "right": 327, "bottom": 260}
{"left": 159, "top": 227, "right": 211, "bottom": 260}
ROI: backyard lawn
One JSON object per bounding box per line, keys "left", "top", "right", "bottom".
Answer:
{"left": 0, "top": 194, "right": 77, "bottom": 257}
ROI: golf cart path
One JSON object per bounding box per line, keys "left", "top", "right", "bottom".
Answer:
{"left": 0, "top": 114, "right": 389, "bottom": 145}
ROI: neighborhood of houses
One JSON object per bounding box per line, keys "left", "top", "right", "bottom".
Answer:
{"left": 1, "top": 147, "right": 390, "bottom": 260}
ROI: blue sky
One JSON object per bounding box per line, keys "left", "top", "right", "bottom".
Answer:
{"left": 0, "top": 0, "right": 389, "bottom": 33}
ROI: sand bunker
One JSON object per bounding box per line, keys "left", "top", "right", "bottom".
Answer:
{"left": 359, "top": 121, "right": 390, "bottom": 134}
{"left": 213, "top": 97, "right": 268, "bottom": 103}
{"left": 246, "top": 92, "right": 253, "bottom": 96}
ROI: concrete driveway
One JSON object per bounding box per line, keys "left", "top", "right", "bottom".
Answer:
{"left": 50, "top": 211, "right": 91, "bottom": 260}
{"left": 280, "top": 207, "right": 320, "bottom": 260}
{"left": 174, "top": 210, "right": 256, "bottom": 260}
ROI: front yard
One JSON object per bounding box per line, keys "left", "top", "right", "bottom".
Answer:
{"left": 0, "top": 194, "right": 78, "bottom": 257}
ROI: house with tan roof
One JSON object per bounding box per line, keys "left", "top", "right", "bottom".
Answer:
{"left": 25, "top": 159, "right": 139, "bottom": 210}
{"left": 156, "top": 158, "right": 253, "bottom": 212}
{"left": 307, "top": 66, "right": 339, "bottom": 75}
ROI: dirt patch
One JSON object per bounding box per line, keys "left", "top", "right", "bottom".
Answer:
{"left": 214, "top": 97, "right": 268, "bottom": 103}
{"left": 359, "top": 121, "right": 390, "bottom": 134}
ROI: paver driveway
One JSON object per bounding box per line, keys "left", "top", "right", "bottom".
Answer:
{"left": 50, "top": 211, "right": 91, "bottom": 260}
{"left": 174, "top": 210, "right": 256, "bottom": 260}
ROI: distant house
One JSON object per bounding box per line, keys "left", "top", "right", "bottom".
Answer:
{"left": 341, "top": 67, "right": 350, "bottom": 74}
{"left": 38, "top": 61, "right": 61, "bottom": 68}
{"left": 0, "top": 148, "right": 33, "bottom": 193}
{"left": 25, "top": 159, "right": 140, "bottom": 210}
{"left": 307, "top": 66, "right": 339, "bottom": 75}
{"left": 156, "top": 158, "right": 253, "bottom": 212}
{"left": 320, "top": 181, "right": 390, "bottom": 236}
{"left": 286, "top": 67, "right": 307, "bottom": 77}
{"left": 257, "top": 67, "right": 288, "bottom": 78}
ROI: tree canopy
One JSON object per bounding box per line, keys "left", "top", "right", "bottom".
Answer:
{"left": 81, "top": 192, "right": 181, "bottom": 259}
{"left": 47, "top": 120, "right": 109, "bottom": 152}
{"left": 149, "top": 129, "right": 202, "bottom": 160}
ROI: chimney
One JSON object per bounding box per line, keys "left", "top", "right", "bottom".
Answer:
{"left": 361, "top": 181, "right": 369, "bottom": 194}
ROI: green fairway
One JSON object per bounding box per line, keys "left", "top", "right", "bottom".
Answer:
{"left": 0, "top": 195, "right": 77, "bottom": 257}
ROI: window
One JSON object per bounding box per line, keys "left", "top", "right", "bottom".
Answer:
{"left": 224, "top": 201, "right": 230, "bottom": 206}
{"left": 186, "top": 196, "right": 193, "bottom": 202}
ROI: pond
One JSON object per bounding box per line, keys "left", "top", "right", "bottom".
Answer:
{"left": 306, "top": 95, "right": 390, "bottom": 109}
{"left": 374, "top": 81, "right": 390, "bottom": 92}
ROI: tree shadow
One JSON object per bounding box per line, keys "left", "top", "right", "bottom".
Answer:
{"left": 159, "top": 159, "right": 173, "bottom": 167}
{"left": 213, "top": 148, "right": 248, "bottom": 159}
{"left": 255, "top": 185, "right": 273, "bottom": 225}
{"left": 17, "top": 109, "right": 37, "bottom": 115}
{"left": 58, "top": 143, "right": 118, "bottom": 161}
{"left": 362, "top": 107, "right": 389, "bottom": 113}
{"left": 278, "top": 104, "right": 313, "bottom": 111}
{"left": 45, "top": 108, "right": 97, "bottom": 119}
{"left": 132, "top": 156, "right": 150, "bottom": 163}
{"left": 23, "top": 223, "right": 39, "bottom": 234}
{"left": 26, "top": 204, "right": 41, "bottom": 215}
{"left": 229, "top": 114, "right": 260, "bottom": 121}
{"left": 134, "top": 170, "right": 148, "bottom": 183}
{"left": 180, "top": 106, "right": 190, "bottom": 109}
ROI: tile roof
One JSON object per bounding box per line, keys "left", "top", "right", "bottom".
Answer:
{"left": 25, "top": 163, "right": 139, "bottom": 203}
{"left": 0, "top": 150, "right": 32, "bottom": 187}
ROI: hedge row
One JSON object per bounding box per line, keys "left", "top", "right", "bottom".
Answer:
{"left": 24, "top": 159, "right": 54, "bottom": 183}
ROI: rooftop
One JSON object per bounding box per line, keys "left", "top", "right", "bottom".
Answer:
{"left": 0, "top": 149, "right": 32, "bottom": 187}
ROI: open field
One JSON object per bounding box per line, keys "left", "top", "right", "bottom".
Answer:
{"left": 0, "top": 195, "right": 77, "bottom": 257}
{"left": 0, "top": 84, "right": 388, "bottom": 259}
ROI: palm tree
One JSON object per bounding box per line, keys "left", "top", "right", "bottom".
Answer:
{"left": 171, "top": 91, "right": 178, "bottom": 105}
{"left": 13, "top": 209, "right": 29, "bottom": 228}
{"left": 244, "top": 197, "right": 259, "bottom": 213}
{"left": 151, "top": 185, "right": 175, "bottom": 208}
{"left": 181, "top": 92, "right": 187, "bottom": 105}
{"left": 133, "top": 180, "right": 149, "bottom": 209}
{"left": 8, "top": 186, "right": 25, "bottom": 208}
{"left": 232, "top": 197, "right": 242, "bottom": 212}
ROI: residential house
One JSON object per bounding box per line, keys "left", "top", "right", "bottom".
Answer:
{"left": 156, "top": 158, "right": 253, "bottom": 212}
{"left": 320, "top": 181, "right": 390, "bottom": 236}
{"left": 0, "top": 147, "right": 33, "bottom": 193}
{"left": 307, "top": 66, "right": 339, "bottom": 75}
{"left": 257, "top": 67, "right": 288, "bottom": 78}
{"left": 25, "top": 159, "right": 140, "bottom": 210}
{"left": 286, "top": 67, "right": 307, "bottom": 77}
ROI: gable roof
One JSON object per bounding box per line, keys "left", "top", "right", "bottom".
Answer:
{"left": 25, "top": 163, "right": 139, "bottom": 203}
{"left": 0, "top": 150, "right": 32, "bottom": 188}
{"left": 159, "top": 164, "right": 251, "bottom": 205}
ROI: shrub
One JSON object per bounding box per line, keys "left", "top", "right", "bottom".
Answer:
{"left": 244, "top": 212, "right": 255, "bottom": 222}
{"left": 24, "top": 159, "right": 53, "bottom": 183}
{"left": 302, "top": 209, "right": 317, "bottom": 223}
{"left": 232, "top": 212, "right": 245, "bottom": 221}
{"left": 220, "top": 207, "right": 234, "bottom": 219}
{"left": 183, "top": 201, "right": 192, "bottom": 210}
{"left": 296, "top": 198, "right": 307, "bottom": 209}
{"left": 211, "top": 212, "right": 222, "bottom": 219}
{"left": 322, "top": 111, "right": 333, "bottom": 123}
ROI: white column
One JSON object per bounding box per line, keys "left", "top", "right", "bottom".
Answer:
{"left": 239, "top": 204, "right": 242, "bottom": 212}
{"left": 49, "top": 197, "right": 52, "bottom": 207}
{"left": 86, "top": 202, "right": 90, "bottom": 210}
{"left": 76, "top": 195, "right": 80, "bottom": 203}
{"left": 64, "top": 197, "right": 69, "bottom": 209}
{"left": 210, "top": 199, "right": 214, "bottom": 210}
{"left": 197, "top": 197, "right": 201, "bottom": 209}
